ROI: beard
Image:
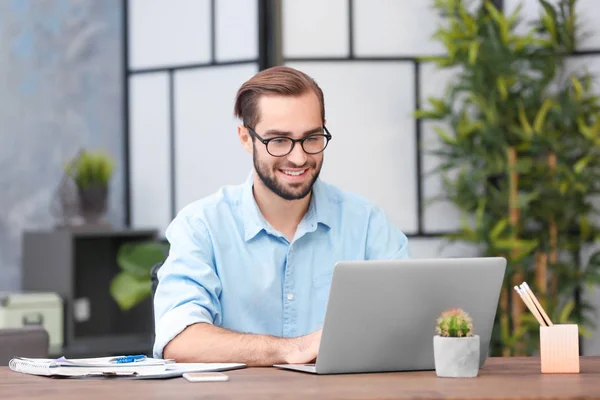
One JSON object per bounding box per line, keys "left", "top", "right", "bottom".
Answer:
{"left": 253, "top": 144, "right": 322, "bottom": 201}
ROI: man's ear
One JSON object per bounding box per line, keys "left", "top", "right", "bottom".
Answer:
{"left": 238, "top": 125, "right": 253, "bottom": 154}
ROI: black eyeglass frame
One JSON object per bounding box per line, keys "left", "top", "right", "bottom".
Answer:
{"left": 246, "top": 126, "right": 332, "bottom": 157}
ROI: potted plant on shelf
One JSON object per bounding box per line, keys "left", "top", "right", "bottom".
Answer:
{"left": 65, "top": 149, "right": 114, "bottom": 225}
{"left": 434, "top": 308, "right": 480, "bottom": 378}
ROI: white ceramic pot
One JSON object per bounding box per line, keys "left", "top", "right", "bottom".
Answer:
{"left": 433, "top": 335, "right": 480, "bottom": 378}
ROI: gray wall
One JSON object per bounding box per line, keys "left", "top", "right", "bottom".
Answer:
{"left": 0, "top": 0, "right": 124, "bottom": 291}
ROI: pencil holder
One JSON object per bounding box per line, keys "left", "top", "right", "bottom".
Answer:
{"left": 539, "top": 324, "right": 580, "bottom": 374}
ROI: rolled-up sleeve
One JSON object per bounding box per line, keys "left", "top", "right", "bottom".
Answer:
{"left": 365, "top": 206, "right": 410, "bottom": 260}
{"left": 152, "top": 212, "right": 222, "bottom": 358}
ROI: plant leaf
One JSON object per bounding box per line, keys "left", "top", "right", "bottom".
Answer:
{"left": 577, "top": 117, "right": 593, "bottom": 139}
{"left": 518, "top": 102, "right": 533, "bottom": 136}
{"left": 540, "top": 1, "right": 558, "bottom": 42}
{"left": 497, "top": 76, "right": 508, "bottom": 100}
{"left": 109, "top": 272, "right": 151, "bottom": 311}
{"left": 579, "top": 325, "right": 594, "bottom": 338}
{"left": 490, "top": 218, "right": 509, "bottom": 241}
{"left": 558, "top": 300, "right": 575, "bottom": 323}
{"left": 574, "top": 155, "right": 591, "bottom": 174}
{"left": 117, "top": 242, "right": 168, "bottom": 279}
{"left": 434, "top": 126, "right": 457, "bottom": 145}
{"left": 534, "top": 99, "right": 553, "bottom": 132}
{"left": 469, "top": 40, "right": 480, "bottom": 64}
{"left": 414, "top": 109, "right": 442, "bottom": 119}
{"left": 485, "top": 1, "right": 508, "bottom": 44}
{"left": 571, "top": 76, "right": 584, "bottom": 100}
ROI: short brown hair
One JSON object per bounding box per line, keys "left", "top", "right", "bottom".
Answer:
{"left": 234, "top": 66, "right": 325, "bottom": 129}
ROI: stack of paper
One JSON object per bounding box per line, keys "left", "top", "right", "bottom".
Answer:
{"left": 9, "top": 356, "right": 246, "bottom": 379}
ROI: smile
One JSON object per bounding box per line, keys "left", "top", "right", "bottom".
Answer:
{"left": 281, "top": 169, "right": 307, "bottom": 176}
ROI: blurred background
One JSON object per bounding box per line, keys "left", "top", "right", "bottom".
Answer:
{"left": 1, "top": 0, "right": 600, "bottom": 361}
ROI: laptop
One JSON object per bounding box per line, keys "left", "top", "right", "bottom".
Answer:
{"left": 274, "top": 257, "right": 506, "bottom": 374}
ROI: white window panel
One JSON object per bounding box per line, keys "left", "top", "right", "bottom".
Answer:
{"left": 286, "top": 62, "right": 418, "bottom": 234}
{"left": 581, "top": 242, "right": 600, "bottom": 355}
{"left": 282, "top": 0, "right": 349, "bottom": 58}
{"left": 504, "top": 0, "right": 555, "bottom": 37}
{"left": 564, "top": 55, "right": 600, "bottom": 92}
{"left": 408, "top": 237, "right": 481, "bottom": 259}
{"left": 129, "top": 73, "right": 171, "bottom": 234}
{"left": 129, "top": 0, "right": 211, "bottom": 69}
{"left": 565, "top": 55, "right": 600, "bottom": 229}
{"left": 505, "top": 0, "right": 600, "bottom": 51}
{"left": 353, "top": 0, "right": 482, "bottom": 57}
{"left": 216, "top": 0, "right": 258, "bottom": 62}
{"left": 353, "top": 0, "right": 445, "bottom": 57}
{"left": 174, "top": 64, "right": 258, "bottom": 211}
{"left": 575, "top": 0, "right": 600, "bottom": 50}
{"left": 593, "top": 195, "right": 600, "bottom": 228}
{"left": 583, "top": 284, "right": 600, "bottom": 356}
{"left": 420, "top": 62, "right": 463, "bottom": 233}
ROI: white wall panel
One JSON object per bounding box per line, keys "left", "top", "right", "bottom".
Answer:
{"left": 420, "top": 62, "right": 463, "bottom": 233}
{"left": 408, "top": 237, "right": 481, "bottom": 259}
{"left": 353, "top": 0, "right": 445, "bottom": 57}
{"left": 282, "top": 0, "right": 349, "bottom": 58}
{"left": 129, "top": 73, "right": 171, "bottom": 234}
{"left": 505, "top": 0, "right": 600, "bottom": 51}
{"left": 174, "top": 64, "right": 258, "bottom": 211}
{"left": 216, "top": 0, "right": 258, "bottom": 62}
{"left": 286, "top": 62, "right": 418, "bottom": 234}
{"left": 129, "top": 0, "right": 211, "bottom": 69}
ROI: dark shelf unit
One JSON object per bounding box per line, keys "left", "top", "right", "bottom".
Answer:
{"left": 22, "top": 228, "right": 158, "bottom": 358}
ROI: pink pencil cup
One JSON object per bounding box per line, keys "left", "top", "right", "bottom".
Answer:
{"left": 539, "top": 324, "right": 580, "bottom": 374}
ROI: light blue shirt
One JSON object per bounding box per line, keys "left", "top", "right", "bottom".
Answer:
{"left": 153, "top": 172, "right": 410, "bottom": 358}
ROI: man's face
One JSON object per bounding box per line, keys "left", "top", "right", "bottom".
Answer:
{"left": 243, "top": 91, "right": 325, "bottom": 201}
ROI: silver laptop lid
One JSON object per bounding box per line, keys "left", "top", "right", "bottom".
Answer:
{"left": 315, "top": 257, "right": 506, "bottom": 374}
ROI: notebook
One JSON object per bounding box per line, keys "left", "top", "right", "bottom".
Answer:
{"left": 9, "top": 356, "right": 169, "bottom": 377}
{"left": 9, "top": 356, "right": 246, "bottom": 379}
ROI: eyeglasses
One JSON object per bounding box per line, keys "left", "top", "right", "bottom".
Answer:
{"left": 246, "top": 126, "right": 332, "bottom": 157}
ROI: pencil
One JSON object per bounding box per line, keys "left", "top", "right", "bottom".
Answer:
{"left": 520, "top": 282, "right": 553, "bottom": 326}
{"left": 513, "top": 286, "right": 547, "bottom": 326}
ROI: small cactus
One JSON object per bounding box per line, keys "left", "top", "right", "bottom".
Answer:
{"left": 436, "top": 308, "right": 474, "bottom": 337}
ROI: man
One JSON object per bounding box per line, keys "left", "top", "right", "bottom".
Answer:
{"left": 153, "top": 66, "right": 409, "bottom": 366}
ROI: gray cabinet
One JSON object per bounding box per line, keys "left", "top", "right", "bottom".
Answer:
{"left": 22, "top": 228, "right": 158, "bottom": 357}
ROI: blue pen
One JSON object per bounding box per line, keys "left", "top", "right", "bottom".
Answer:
{"left": 111, "top": 355, "right": 147, "bottom": 364}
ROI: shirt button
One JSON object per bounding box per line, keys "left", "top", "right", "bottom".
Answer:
{"left": 287, "top": 293, "right": 294, "bottom": 300}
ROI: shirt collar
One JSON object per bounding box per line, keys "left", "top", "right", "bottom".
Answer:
{"left": 242, "top": 171, "right": 267, "bottom": 241}
{"left": 242, "top": 171, "right": 334, "bottom": 242}
{"left": 301, "top": 177, "right": 334, "bottom": 232}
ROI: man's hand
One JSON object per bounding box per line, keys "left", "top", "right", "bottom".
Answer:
{"left": 164, "top": 323, "right": 323, "bottom": 366}
{"left": 283, "top": 329, "right": 322, "bottom": 364}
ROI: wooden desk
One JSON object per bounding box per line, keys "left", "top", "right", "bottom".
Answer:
{"left": 2, "top": 357, "right": 600, "bottom": 400}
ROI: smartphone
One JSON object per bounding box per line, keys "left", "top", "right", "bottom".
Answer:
{"left": 182, "top": 372, "right": 229, "bottom": 382}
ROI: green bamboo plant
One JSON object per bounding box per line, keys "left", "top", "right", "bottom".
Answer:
{"left": 417, "top": 0, "right": 600, "bottom": 356}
